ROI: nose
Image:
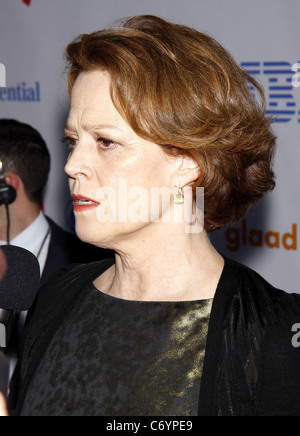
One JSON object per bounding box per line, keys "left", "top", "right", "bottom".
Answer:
{"left": 64, "top": 143, "right": 94, "bottom": 180}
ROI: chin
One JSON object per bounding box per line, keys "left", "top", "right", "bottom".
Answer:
{"left": 75, "top": 223, "right": 102, "bottom": 246}
{"left": 74, "top": 219, "right": 116, "bottom": 249}
{"left": 75, "top": 216, "right": 150, "bottom": 249}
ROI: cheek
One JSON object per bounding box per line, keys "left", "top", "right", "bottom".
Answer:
{"left": 92, "top": 147, "right": 172, "bottom": 220}
{"left": 95, "top": 140, "right": 171, "bottom": 192}
{"left": 96, "top": 154, "right": 159, "bottom": 192}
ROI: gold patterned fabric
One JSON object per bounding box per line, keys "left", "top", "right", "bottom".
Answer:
{"left": 21, "top": 284, "right": 213, "bottom": 416}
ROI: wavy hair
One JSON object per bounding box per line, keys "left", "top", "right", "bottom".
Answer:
{"left": 66, "top": 15, "right": 276, "bottom": 232}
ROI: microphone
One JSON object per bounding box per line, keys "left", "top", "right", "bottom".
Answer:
{"left": 0, "top": 161, "right": 17, "bottom": 207}
{"left": 0, "top": 246, "right": 40, "bottom": 398}
{"left": 0, "top": 245, "right": 40, "bottom": 312}
{"left": 0, "top": 246, "right": 40, "bottom": 349}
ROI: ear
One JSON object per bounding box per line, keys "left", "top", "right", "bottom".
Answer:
{"left": 4, "top": 173, "right": 20, "bottom": 192}
{"left": 174, "top": 155, "right": 201, "bottom": 188}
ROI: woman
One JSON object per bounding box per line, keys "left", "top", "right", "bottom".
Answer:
{"left": 10, "top": 15, "right": 300, "bottom": 416}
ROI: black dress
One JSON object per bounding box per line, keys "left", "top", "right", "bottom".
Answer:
{"left": 10, "top": 257, "right": 300, "bottom": 416}
{"left": 20, "top": 284, "right": 213, "bottom": 416}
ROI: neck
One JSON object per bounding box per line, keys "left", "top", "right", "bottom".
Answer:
{"left": 95, "top": 224, "right": 224, "bottom": 302}
{"left": 0, "top": 202, "right": 40, "bottom": 242}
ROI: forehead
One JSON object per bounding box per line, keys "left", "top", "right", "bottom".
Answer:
{"left": 68, "top": 70, "right": 125, "bottom": 129}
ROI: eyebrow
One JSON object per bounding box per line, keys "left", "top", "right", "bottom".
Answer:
{"left": 64, "top": 122, "right": 123, "bottom": 132}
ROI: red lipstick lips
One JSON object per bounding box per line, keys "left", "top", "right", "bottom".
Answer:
{"left": 72, "top": 194, "right": 100, "bottom": 212}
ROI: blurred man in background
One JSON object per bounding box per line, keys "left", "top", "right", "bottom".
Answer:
{"left": 0, "top": 119, "right": 112, "bottom": 285}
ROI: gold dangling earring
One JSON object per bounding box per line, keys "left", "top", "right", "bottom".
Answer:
{"left": 175, "top": 187, "right": 184, "bottom": 205}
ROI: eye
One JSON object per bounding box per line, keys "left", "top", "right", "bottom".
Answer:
{"left": 62, "top": 136, "right": 78, "bottom": 150}
{"left": 97, "top": 137, "right": 117, "bottom": 150}
{"left": 61, "top": 135, "right": 118, "bottom": 152}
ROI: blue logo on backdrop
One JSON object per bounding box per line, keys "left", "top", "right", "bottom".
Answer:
{"left": 0, "top": 81, "right": 41, "bottom": 102}
{"left": 241, "top": 62, "right": 300, "bottom": 123}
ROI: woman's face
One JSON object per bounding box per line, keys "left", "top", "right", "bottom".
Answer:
{"left": 64, "top": 70, "right": 179, "bottom": 248}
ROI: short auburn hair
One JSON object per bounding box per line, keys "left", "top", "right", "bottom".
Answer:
{"left": 65, "top": 15, "right": 276, "bottom": 232}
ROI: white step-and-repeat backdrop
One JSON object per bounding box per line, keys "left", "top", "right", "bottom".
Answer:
{"left": 0, "top": 0, "right": 299, "bottom": 293}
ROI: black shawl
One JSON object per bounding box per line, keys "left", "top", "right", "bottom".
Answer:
{"left": 10, "top": 257, "right": 300, "bottom": 416}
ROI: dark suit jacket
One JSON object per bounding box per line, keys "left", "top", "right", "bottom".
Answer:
{"left": 41, "top": 217, "right": 114, "bottom": 285}
{"left": 10, "top": 257, "right": 300, "bottom": 416}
